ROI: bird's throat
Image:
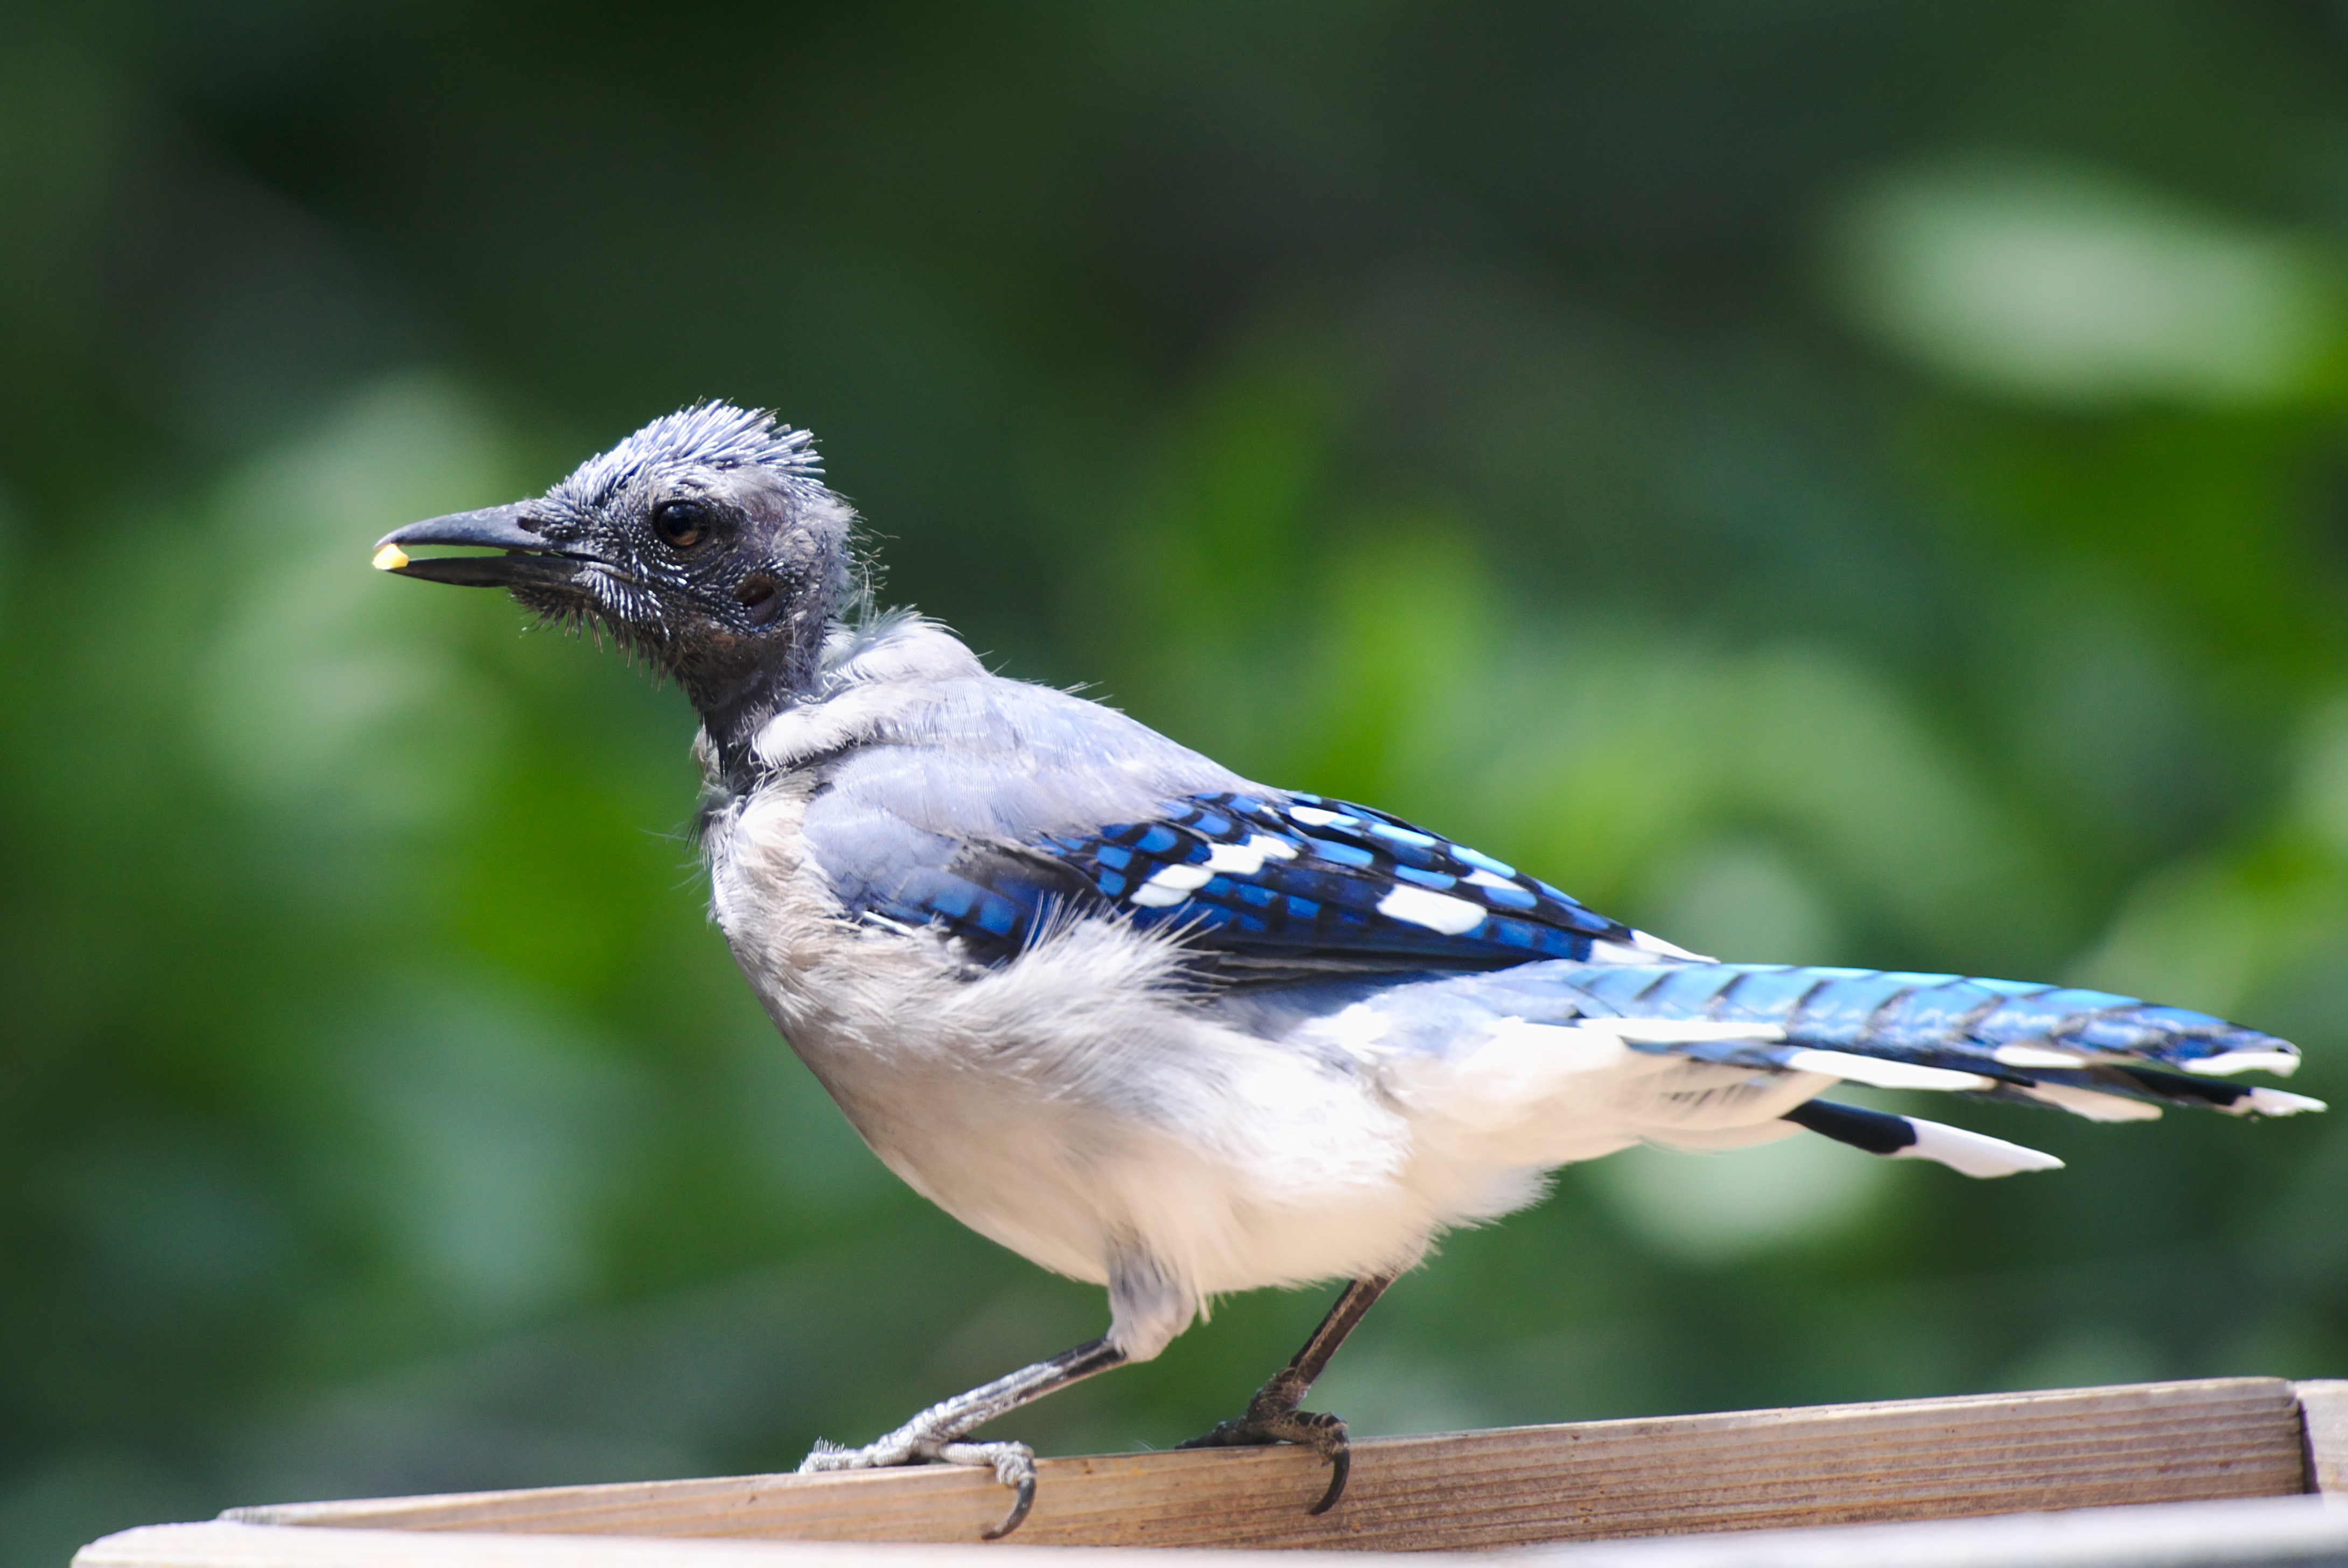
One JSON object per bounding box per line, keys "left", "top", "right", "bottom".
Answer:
{"left": 687, "top": 629, "right": 827, "bottom": 781}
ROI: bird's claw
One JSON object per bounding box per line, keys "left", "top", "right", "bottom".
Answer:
{"left": 799, "top": 1433, "right": 1039, "bottom": 1539}
{"left": 1176, "top": 1398, "right": 1353, "bottom": 1515}
{"left": 939, "top": 1442, "right": 1039, "bottom": 1538}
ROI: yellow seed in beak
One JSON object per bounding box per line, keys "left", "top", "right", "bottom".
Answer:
{"left": 373, "top": 544, "right": 410, "bottom": 571}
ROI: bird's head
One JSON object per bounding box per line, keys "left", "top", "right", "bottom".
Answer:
{"left": 375, "top": 403, "right": 856, "bottom": 751}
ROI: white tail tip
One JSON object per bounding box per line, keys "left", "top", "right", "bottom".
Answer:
{"left": 1891, "top": 1116, "right": 2064, "bottom": 1178}
{"left": 2184, "top": 1049, "right": 2300, "bottom": 1078}
{"left": 2228, "top": 1087, "right": 2328, "bottom": 1117}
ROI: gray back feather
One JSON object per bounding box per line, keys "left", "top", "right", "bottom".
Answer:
{"left": 762, "top": 617, "right": 1264, "bottom": 913}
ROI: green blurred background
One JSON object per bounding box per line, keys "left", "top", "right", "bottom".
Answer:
{"left": 9, "top": 2, "right": 2348, "bottom": 1561}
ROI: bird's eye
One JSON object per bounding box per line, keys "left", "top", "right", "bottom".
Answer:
{"left": 651, "top": 498, "right": 712, "bottom": 550}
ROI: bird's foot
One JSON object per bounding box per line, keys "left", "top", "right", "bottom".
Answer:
{"left": 800, "top": 1430, "right": 1038, "bottom": 1539}
{"left": 1175, "top": 1374, "right": 1353, "bottom": 1515}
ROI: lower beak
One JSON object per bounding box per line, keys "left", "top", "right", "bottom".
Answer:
{"left": 373, "top": 502, "right": 593, "bottom": 589}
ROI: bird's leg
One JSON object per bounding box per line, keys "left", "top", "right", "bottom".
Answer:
{"left": 800, "top": 1335, "right": 1126, "bottom": 1540}
{"left": 1175, "top": 1273, "right": 1396, "bottom": 1515}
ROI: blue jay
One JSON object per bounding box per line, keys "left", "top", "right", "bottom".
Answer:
{"left": 375, "top": 403, "right": 2323, "bottom": 1539}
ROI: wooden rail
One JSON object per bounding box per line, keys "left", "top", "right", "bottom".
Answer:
{"left": 75, "top": 1378, "right": 2348, "bottom": 1566}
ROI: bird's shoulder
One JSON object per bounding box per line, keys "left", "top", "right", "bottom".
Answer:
{"left": 702, "top": 615, "right": 1256, "bottom": 913}
{"left": 727, "top": 616, "right": 1214, "bottom": 775}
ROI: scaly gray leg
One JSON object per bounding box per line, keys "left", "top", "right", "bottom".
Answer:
{"left": 1175, "top": 1273, "right": 1396, "bottom": 1515}
{"left": 800, "top": 1335, "right": 1126, "bottom": 1539}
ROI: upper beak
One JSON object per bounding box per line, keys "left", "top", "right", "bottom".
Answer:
{"left": 372, "top": 502, "right": 593, "bottom": 589}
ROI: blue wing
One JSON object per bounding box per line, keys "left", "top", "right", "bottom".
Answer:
{"left": 836, "top": 790, "right": 1651, "bottom": 983}
{"left": 836, "top": 790, "right": 2314, "bottom": 1107}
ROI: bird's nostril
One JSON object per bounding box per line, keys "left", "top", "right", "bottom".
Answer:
{"left": 515, "top": 512, "right": 544, "bottom": 535}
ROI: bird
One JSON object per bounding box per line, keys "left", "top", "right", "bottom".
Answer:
{"left": 373, "top": 402, "right": 2323, "bottom": 1540}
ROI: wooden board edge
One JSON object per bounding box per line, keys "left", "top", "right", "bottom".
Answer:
{"left": 223, "top": 1375, "right": 2301, "bottom": 1530}
{"left": 2296, "top": 1380, "right": 2348, "bottom": 1494}
{"left": 76, "top": 1521, "right": 1415, "bottom": 1568}
{"left": 200, "top": 1375, "right": 2308, "bottom": 1553}
{"left": 79, "top": 1496, "right": 2348, "bottom": 1568}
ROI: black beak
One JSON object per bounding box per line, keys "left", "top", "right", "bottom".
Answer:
{"left": 373, "top": 502, "right": 593, "bottom": 589}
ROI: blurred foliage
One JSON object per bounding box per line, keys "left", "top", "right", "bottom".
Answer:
{"left": 8, "top": 2, "right": 2348, "bottom": 1563}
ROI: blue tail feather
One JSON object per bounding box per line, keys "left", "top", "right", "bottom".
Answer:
{"left": 1553, "top": 961, "right": 2303, "bottom": 1094}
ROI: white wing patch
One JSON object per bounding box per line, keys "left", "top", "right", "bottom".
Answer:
{"left": 1628, "top": 929, "right": 1707, "bottom": 960}
{"left": 1588, "top": 932, "right": 1716, "bottom": 964}
{"left": 1133, "top": 836, "right": 1305, "bottom": 905}
{"left": 1129, "top": 862, "right": 1213, "bottom": 907}
{"left": 1202, "top": 834, "right": 1300, "bottom": 877}
{"left": 1376, "top": 885, "right": 1489, "bottom": 935}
